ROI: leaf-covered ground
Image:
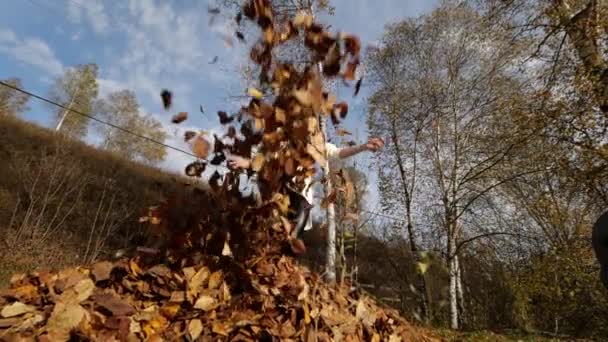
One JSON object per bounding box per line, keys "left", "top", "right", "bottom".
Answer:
{"left": 0, "top": 252, "right": 437, "bottom": 341}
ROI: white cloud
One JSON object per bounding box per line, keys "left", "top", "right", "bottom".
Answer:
{"left": 0, "top": 29, "right": 63, "bottom": 75}
{"left": 71, "top": 31, "right": 81, "bottom": 41}
{"left": 65, "top": 0, "right": 109, "bottom": 35}
{"left": 98, "top": 78, "right": 128, "bottom": 99}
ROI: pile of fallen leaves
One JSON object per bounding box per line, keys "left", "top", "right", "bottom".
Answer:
{"left": 0, "top": 252, "right": 435, "bottom": 341}
{"left": 0, "top": 1, "right": 437, "bottom": 341}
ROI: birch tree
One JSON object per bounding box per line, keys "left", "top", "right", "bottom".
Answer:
{"left": 49, "top": 63, "right": 99, "bottom": 138}
{"left": 96, "top": 90, "right": 168, "bottom": 164}
{"left": 0, "top": 78, "right": 29, "bottom": 116}
{"left": 368, "top": 1, "right": 537, "bottom": 328}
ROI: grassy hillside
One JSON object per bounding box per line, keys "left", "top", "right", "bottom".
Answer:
{"left": 0, "top": 115, "right": 185, "bottom": 285}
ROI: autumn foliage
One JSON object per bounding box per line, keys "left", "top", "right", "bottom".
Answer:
{"left": 0, "top": 1, "right": 436, "bottom": 341}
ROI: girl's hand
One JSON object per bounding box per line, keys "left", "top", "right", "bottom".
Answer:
{"left": 365, "top": 137, "right": 385, "bottom": 152}
{"left": 227, "top": 155, "right": 251, "bottom": 169}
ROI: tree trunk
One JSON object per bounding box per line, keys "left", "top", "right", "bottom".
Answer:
{"left": 448, "top": 231, "right": 459, "bottom": 330}
{"left": 389, "top": 119, "right": 430, "bottom": 322}
{"left": 455, "top": 254, "right": 465, "bottom": 328}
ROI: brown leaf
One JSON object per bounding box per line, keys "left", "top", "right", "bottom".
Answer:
{"left": 333, "top": 102, "right": 348, "bottom": 119}
{"left": 93, "top": 293, "right": 136, "bottom": 316}
{"left": 354, "top": 77, "right": 363, "bottom": 96}
{"left": 343, "top": 34, "right": 361, "bottom": 55}
{"left": 184, "top": 131, "right": 196, "bottom": 142}
{"left": 171, "top": 111, "right": 188, "bottom": 124}
{"left": 91, "top": 261, "right": 113, "bottom": 282}
{"left": 1, "top": 302, "right": 35, "bottom": 318}
{"left": 160, "top": 89, "right": 172, "bottom": 110}
{"left": 191, "top": 136, "right": 211, "bottom": 159}
{"left": 218, "top": 111, "right": 234, "bottom": 124}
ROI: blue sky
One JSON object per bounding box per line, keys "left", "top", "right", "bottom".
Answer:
{"left": 0, "top": 0, "right": 437, "bottom": 208}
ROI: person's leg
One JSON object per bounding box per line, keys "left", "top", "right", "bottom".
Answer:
{"left": 287, "top": 188, "right": 312, "bottom": 254}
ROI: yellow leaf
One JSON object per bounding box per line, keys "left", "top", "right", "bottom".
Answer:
{"left": 130, "top": 259, "right": 142, "bottom": 276}
{"left": 303, "top": 302, "right": 311, "bottom": 324}
{"left": 417, "top": 261, "right": 430, "bottom": 275}
{"left": 251, "top": 153, "right": 265, "bottom": 172}
{"left": 188, "top": 319, "right": 203, "bottom": 340}
{"left": 208, "top": 271, "right": 223, "bottom": 290}
{"left": 1, "top": 302, "right": 35, "bottom": 318}
{"left": 212, "top": 322, "right": 230, "bottom": 336}
{"left": 255, "top": 118, "right": 264, "bottom": 130}
{"left": 293, "top": 10, "right": 313, "bottom": 28}
{"left": 221, "top": 282, "right": 231, "bottom": 302}
{"left": 336, "top": 128, "right": 352, "bottom": 136}
{"left": 161, "top": 303, "right": 180, "bottom": 319}
{"left": 371, "top": 333, "right": 381, "bottom": 342}
{"left": 188, "top": 267, "right": 210, "bottom": 302}
{"left": 58, "top": 278, "right": 95, "bottom": 304}
{"left": 47, "top": 302, "right": 87, "bottom": 341}
{"left": 248, "top": 87, "right": 264, "bottom": 99}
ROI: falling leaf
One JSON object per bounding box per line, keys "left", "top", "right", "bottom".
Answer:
{"left": 336, "top": 128, "right": 351, "bottom": 136}
{"left": 248, "top": 88, "right": 264, "bottom": 99}
{"left": 333, "top": 102, "right": 348, "bottom": 119}
{"left": 251, "top": 153, "right": 265, "bottom": 172}
{"left": 235, "top": 12, "right": 242, "bottom": 25}
{"left": 218, "top": 111, "right": 234, "bottom": 124}
{"left": 342, "top": 34, "right": 361, "bottom": 56}
{"left": 1, "top": 302, "right": 35, "bottom": 318}
{"left": 184, "top": 131, "right": 196, "bottom": 142}
{"left": 236, "top": 31, "right": 246, "bottom": 42}
{"left": 191, "top": 136, "right": 211, "bottom": 159}
{"left": 293, "top": 11, "right": 313, "bottom": 28}
{"left": 185, "top": 161, "right": 206, "bottom": 177}
{"left": 208, "top": 56, "right": 218, "bottom": 65}
{"left": 160, "top": 89, "right": 172, "bottom": 109}
{"left": 354, "top": 77, "right": 363, "bottom": 96}
{"left": 188, "top": 319, "right": 203, "bottom": 340}
{"left": 208, "top": 6, "right": 220, "bottom": 14}
{"left": 171, "top": 112, "right": 188, "bottom": 124}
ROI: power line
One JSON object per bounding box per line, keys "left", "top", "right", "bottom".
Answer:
{"left": 0, "top": 80, "right": 199, "bottom": 159}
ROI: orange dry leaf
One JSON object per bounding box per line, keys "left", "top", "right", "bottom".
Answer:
{"left": 191, "top": 136, "right": 210, "bottom": 159}
{"left": 171, "top": 112, "right": 188, "bottom": 124}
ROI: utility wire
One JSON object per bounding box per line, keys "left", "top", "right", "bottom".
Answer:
{"left": 0, "top": 83, "right": 408, "bottom": 221}
{"left": 0, "top": 80, "right": 199, "bottom": 159}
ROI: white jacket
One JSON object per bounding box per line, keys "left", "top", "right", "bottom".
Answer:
{"left": 249, "top": 142, "right": 343, "bottom": 231}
